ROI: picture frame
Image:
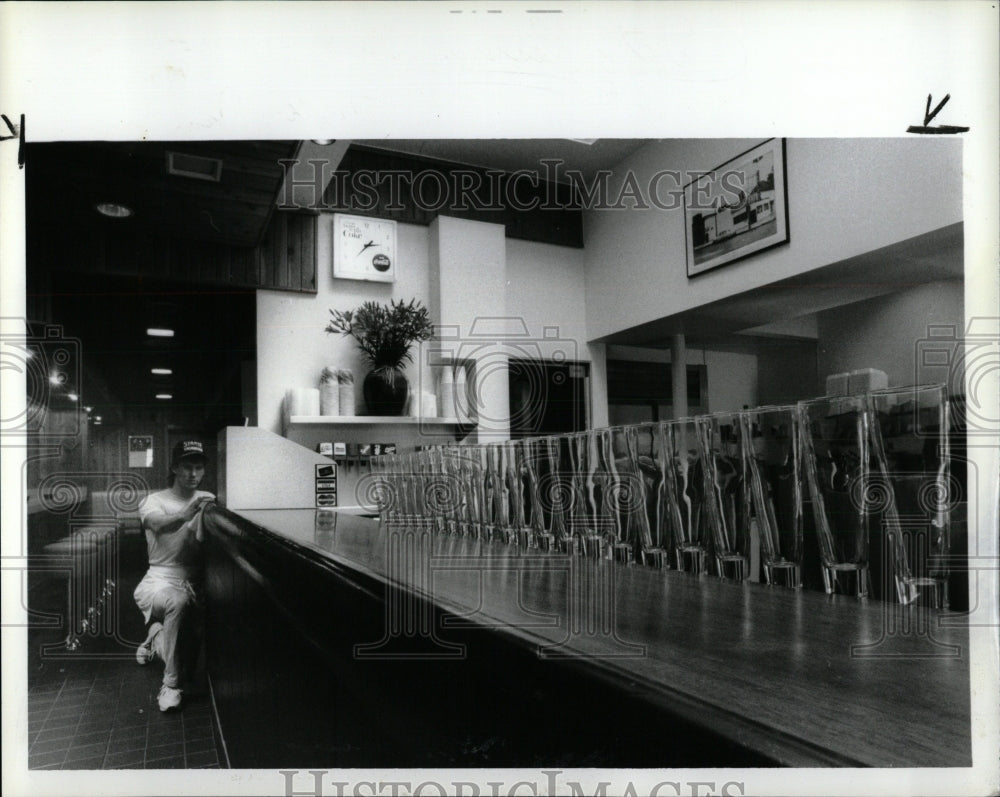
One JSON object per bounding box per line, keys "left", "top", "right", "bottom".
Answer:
{"left": 332, "top": 213, "right": 397, "bottom": 283}
{"left": 684, "top": 138, "right": 789, "bottom": 278}
{"left": 127, "top": 435, "right": 153, "bottom": 468}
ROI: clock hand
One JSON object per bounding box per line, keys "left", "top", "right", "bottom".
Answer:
{"left": 358, "top": 240, "right": 376, "bottom": 256}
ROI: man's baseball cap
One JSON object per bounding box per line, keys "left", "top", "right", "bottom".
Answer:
{"left": 171, "top": 440, "right": 207, "bottom": 466}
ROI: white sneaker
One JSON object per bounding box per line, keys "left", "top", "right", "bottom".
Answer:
{"left": 136, "top": 622, "right": 162, "bottom": 665}
{"left": 157, "top": 684, "right": 182, "bottom": 712}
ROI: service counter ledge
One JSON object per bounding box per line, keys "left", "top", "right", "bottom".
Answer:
{"left": 200, "top": 504, "right": 971, "bottom": 769}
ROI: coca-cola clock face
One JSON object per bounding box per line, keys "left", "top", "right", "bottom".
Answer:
{"left": 332, "top": 213, "right": 397, "bottom": 283}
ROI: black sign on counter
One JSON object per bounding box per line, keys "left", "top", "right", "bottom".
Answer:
{"left": 315, "top": 463, "right": 338, "bottom": 507}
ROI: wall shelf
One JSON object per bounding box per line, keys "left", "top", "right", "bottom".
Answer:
{"left": 285, "top": 415, "right": 474, "bottom": 427}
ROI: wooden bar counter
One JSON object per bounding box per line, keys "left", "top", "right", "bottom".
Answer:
{"left": 201, "top": 505, "right": 971, "bottom": 769}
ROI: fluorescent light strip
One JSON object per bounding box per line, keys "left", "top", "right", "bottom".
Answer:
{"left": 146, "top": 328, "right": 175, "bottom": 337}
{"left": 150, "top": 368, "right": 173, "bottom": 375}
{"left": 155, "top": 394, "right": 173, "bottom": 400}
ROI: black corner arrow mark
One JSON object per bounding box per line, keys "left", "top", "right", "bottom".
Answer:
{"left": 0, "top": 113, "right": 26, "bottom": 167}
{"left": 907, "top": 93, "right": 969, "bottom": 135}
{"left": 925, "top": 93, "right": 951, "bottom": 126}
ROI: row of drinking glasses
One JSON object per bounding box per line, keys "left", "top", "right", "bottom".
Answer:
{"left": 368, "top": 385, "right": 952, "bottom": 603}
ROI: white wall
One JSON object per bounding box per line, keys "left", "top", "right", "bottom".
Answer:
{"left": 703, "top": 349, "right": 758, "bottom": 412}
{"left": 431, "top": 216, "right": 510, "bottom": 439}
{"left": 259, "top": 140, "right": 963, "bottom": 437}
{"left": 505, "top": 237, "right": 589, "bottom": 356}
{"left": 583, "top": 138, "right": 963, "bottom": 341}
{"left": 507, "top": 237, "right": 606, "bottom": 429}
{"left": 257, "top": 216, "right": 432, "bottom": 435}
{"left": 817, "top": 279, "right": 965, "bottom": 389}
{"left": 257, "top": 214, "right": 593, "bottom": 435}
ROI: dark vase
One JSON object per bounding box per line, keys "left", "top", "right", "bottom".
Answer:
{"left": 363, "top": 368, "right": 409, "bottom": 415}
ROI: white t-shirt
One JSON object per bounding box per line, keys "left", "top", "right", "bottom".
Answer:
{"left": 138, "top": 488, "right": 215, "bottom": 575}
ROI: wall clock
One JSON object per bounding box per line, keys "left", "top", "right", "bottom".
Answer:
{"left": 332, "top": 213, "right": 397, "bottom": 283}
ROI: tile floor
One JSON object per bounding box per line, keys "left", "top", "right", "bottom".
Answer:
{"left": 26, "top": 534, "right": 226, "bottom": 770}
{"left": 27, "top": 663, "right": 223, "bottom": 770}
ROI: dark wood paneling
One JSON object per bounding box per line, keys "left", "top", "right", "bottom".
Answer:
{"left": 82, "top": 409, "right": 220, "bottom": 496}
{"left": 261, "top": 215, "right": 278, "bottom": 288}
{"left": 284, "top": 212, "right": 299, "bottom": 290}
{"left": 299, "top": 212, "right": 316, "bottom": 291}
{"left": 31, "top": 212, "right": 318, "bottom": 294}
{"left": 254, "top": 211, "right": 318, "bottom": 294}
{"left": 323, "top": 145, "right": 584, "bottom": 248}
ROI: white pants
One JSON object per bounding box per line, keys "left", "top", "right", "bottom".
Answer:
{"left": 133, "top": 569, "right": 203, "bottom": 689}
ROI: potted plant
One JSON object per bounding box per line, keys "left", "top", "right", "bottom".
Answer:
{"left": 326, "top": 298, "right": 434, "bottom": 415}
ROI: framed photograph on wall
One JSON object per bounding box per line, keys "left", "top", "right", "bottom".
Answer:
{"left": 128, "top": 435, "right": 154, "bottom": 468}
{"left": 684, "top": 138, "right": 789, "bottom": 278}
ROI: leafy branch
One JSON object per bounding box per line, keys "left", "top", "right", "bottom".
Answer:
{"left": 326, "top": 298, "right": 434, "bottom": 373}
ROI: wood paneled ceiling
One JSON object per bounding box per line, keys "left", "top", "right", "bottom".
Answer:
{"left": 356, "top": 139, "right": 648, "bottom": 183}
{"left": 26, "top": 140, "right": 300, "bottom": 247}
{"left": 46, "top": 272, "right": 256, "bottom": 427}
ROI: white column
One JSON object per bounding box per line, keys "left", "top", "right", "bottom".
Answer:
{"left": 670, "top": 334, "right": 687, "bottom": 419}
{"left": 429, "top": 215, "right": 509, "bottom": 441}
{"left": 588, "top": 342, "right": 608, "bottom": 430}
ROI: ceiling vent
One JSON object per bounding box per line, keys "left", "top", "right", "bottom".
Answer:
{"left": 166, "top": 151, "right": 223, "bottom": 182}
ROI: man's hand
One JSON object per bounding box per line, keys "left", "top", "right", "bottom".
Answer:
{"left": 145, "top": 497, "right": 215, "bottom": 535}
{"left": 183, "top": 496, "right": 214, "bottom": 522}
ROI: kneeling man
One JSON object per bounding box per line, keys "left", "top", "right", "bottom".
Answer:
{"left": 134, "top": 440, "right": 214, "bottom": 711}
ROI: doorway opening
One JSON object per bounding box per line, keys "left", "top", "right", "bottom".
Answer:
{"left": 508, "top": 358, "right": 590, "bottom": 438}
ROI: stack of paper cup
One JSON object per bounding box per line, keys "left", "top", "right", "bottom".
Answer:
{"left": 338, "top": 369, "right": 355, "bottom": 416}
{"left": 454, "top": 364, "right": 469, "bottom": 423}
{"left": 319, "top": 367, "right": 340, "bottom": 416}
{"left": 287, "top": 387, "right": 320, "bottom": 417}
{"left": 422, "top": 389, "right": 437, "bottom": 418}
{"left": 438, "top": 365, "right": 455, "bottom": 419}
{"left": 407, "top": 387, "right": 438, "bottom": 418}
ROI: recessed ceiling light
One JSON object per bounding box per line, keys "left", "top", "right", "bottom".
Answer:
{"left": 151, "top": 368, "right": 173, "bottom": 375}
{"left": 67, "top": 392, "right": 79, "bottom": 401}
{"left": 155, "top": 393, "right": 173, "bottom": 400}
{"left": 95, "top": 202, "right": 134, "bottom": 218}
{"left": 146, "top": 328, "right": 175, "bottom": 338}
{"left": 49, "top": 373, "right": 62, "bottom": 386}
{"left": 83, "top": 406, "right": 93, "bottom": 413}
